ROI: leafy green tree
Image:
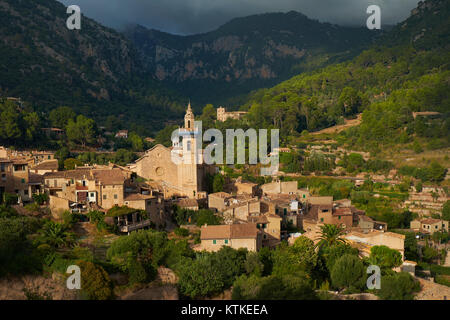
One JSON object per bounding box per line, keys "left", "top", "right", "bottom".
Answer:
{"left": 442, "top": 201, "right": 450, "bottom": 221}
{"left": 212, "top": 247, "right": 247, "bottom": 287}
{"left": 128, "top": 132, "right": 144, "bottom": 151}
{"left": 320, "top": 243, "right": 359, "bottom": 273}
{"left": 232, "top": 273, "right": 317, "bottom": 300}
{"left": 368, "top": 245, "right": 402, "bottom": 269}
{"left": 272, "top": 237, "right": 318, "bottom": 275}
{"left": 0, "top": 100, "right": 22, "bottom": 142}
{"left": 64, "top": 158, "right": 83, "bottom": 170}
{"left": 331, "top": 254, "right": 366, "bottom": 292}
{"left": 376, "top": 272, "right": 420, "bottom": 300}
{"left": 104, "top": 115, "right": 121, "bottom": 132}
{"left": 155, "top": 125, "right": 178, "bottom": 147}
{"left": 66, "top": 115, "right": 97, "bottom": 148}
{"left": 106, "top": 230, "right": 173, "bottom": 283}
{"left": 49, "top": 106, "right": 76, "bottom": 129}
{"left": 195, "top": 209, "right": 223, "bottom": 227}
{"left": 422, "top": 245, "right": 439, "bottom": 263}
{"left": 23, "top": 112, "right": 40, "bottom": 141}
{"left": 212, "top": 174, "right": 225, "bottom": 193}
{"left": 404, "top": 232, "right": 419, "bottom": 261}
{"left": 199, "top": 104, "right": 216, "bottom": 129}
{"left": 0, "top": 216, "right": 42, "bottom": 277}
{"left": 338, "top": 87, "right": 362, "bottom": 116}
{"left": 113, "top": 149, "right": 136, "bottom": 166}
{"left": 176, "top": 255, "right": 225, "bottom": 298}
{"left": 244, "top": 251, "right": 264, "bottom": 276}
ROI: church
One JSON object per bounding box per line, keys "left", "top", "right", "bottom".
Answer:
{"left": 132, "top": 103, "right": 216, "bottom": 199}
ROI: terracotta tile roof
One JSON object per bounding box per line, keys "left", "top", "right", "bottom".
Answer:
{"left": 43, "top": 171, "right": 66, "bottom": 178}
{"left": 421, "top": 218, "right": 442, "bottom": 225}
{"left": 248, "top": 215, "right": 269, "bottom": 224}
{"left": 28, "top": 173, "right": 43, "bottom": 184}
{"left": 333, "top": 207, "right": 352, "bottom": 216}
{"left": 178, "top": 198, "right": 199, "bottom": 207}
{"left": 201, "top": 223, "right": 260, "bottom": 240}
{"left": 231, "top": 223, "right": 260, "bottom": 239}
{"left": 308, "top": 196, "right": 333, "bottom": 205}
{"left": 32, "top": 160, "right": 58, "bottom": 171}
{"left": 209, "top": 192, "right": 231, "bottom": 199}
{"left": 92, "top": 169, "right": 127, "bottom": 185}
{"left": 124, "top": 193, "right": 154, "bottom": 201}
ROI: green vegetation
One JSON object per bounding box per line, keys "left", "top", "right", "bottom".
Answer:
{"left": 376, "top": 272, "right": 420, "bottom": 300}
{"left": 331, "top": 254, "right": 366, "bottom": 293}
{"left": 173, "top": 207, "right": 223, "bottom": 227}
{"left": 77, "top": 260, "right": 114, "bottom": 300}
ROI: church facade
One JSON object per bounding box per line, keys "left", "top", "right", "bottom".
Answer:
{"left": 133, "top": 103, "right": 215, "bottom": 199}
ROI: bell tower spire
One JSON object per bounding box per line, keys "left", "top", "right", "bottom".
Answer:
{"left": 184, "top": 100, "right": 195, "bottom": 130}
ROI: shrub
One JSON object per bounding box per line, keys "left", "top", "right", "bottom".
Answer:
{"left": 174, "top": 227, "right": 189, "bottom": 237}
{"left": 77, "top": 260, "right": 114, "bottom": 300}
{"left": 331, "top": 254, "right": 366, "bottom": 292}
{"left": 376, "top": 272, "right": 420, "bottom": 300}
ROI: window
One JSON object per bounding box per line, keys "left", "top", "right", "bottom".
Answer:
{"left": 224, "top": 239, "right": 228, "bottom": 244}
{"left": 303, "top": 194, "right": 306, "bottom": 198}
{"left": 13, "top": 165, "right": 25, "bottom": 171}
{"left": 1, "top": 174, "right": 6, "bottom": 181}
{"left": 103, "top": 195, "right": 107, "bottom": 200}
{"left": 283, "top": 208, "right": 287, "bottom": 216}
{"left": 90, "top": 193, "right": 95, "bottom": 197}
{"left": 338, "top": 216, "right": 341, "bottom": 220}
{"left": 320, "top": 218, "right": 324, "bottom": 222}
{"left": 114, "top": 194, "right": 118, "bottom": 199}
{"left": 48, "top": 156, "right": 51, "bottom": 160}
{"left": 187, "top": 141, "right": 191, "bottom": 151}
{"left": 21, "top": 178, "right": 25, "bottom": 184}
{"left": 213, "top": 240, "right": 216, "bottom": 244}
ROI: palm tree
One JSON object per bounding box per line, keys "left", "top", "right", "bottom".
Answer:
{"left": 316, "top": 224, "right": 347, "bottom": 248}
{"left": 39, "top": 221, "right": 74, "bottom": 248}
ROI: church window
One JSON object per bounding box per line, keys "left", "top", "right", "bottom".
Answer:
{"left": 187, "top": 141, "right": 191, "bottom": 151}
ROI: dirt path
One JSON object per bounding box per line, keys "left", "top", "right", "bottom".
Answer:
{"left": 311, "top": 114, "right": 362, "bottom": 135}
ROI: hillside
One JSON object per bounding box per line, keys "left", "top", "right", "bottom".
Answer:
{"left": 125, "top": 11, "right": 377, "bottom": 105}
{"left": 241, "top": 0, "right": 449, "bottom": 153}
{"left": 0, "top": 0, "right": 185, "bottom": 134}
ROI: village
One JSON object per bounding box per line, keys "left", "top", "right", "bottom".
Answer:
{"left": 1, "top": 103, "right": 449, "bottom": 301}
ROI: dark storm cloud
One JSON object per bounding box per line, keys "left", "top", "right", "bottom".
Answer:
{"left": 59, "top": 0, "right": 419, "bottom": 34}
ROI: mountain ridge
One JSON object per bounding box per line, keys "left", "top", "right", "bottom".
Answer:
{"left": 124, "top": 10, "right": 379, "bottom": 105}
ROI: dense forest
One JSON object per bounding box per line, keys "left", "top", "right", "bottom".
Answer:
{"left": 240, "top": 0, "right": 449, "bottom": 153}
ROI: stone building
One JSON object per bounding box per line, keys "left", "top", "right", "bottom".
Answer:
{"left": 133, "top": 103, "right": 215, "bottom": 199}
{"left": 410, "top": 218, "right": 449, "bottom": 235}
{"left": 216, "top": 107, "right": 248, "bottom": 122}
{"left": 199, "top": 223, "right": 262, "bottom": 252}
{"left": 260, "top": 180, "right": 309, "bottom": 200}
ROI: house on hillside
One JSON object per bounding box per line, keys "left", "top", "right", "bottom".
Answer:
{"left": 199, "top": 223, "right": 262, "bottom": 252}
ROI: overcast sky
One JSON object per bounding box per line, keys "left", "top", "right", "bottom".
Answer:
{"left": 59, "top": 0, "right": 419, "bottom": 35}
